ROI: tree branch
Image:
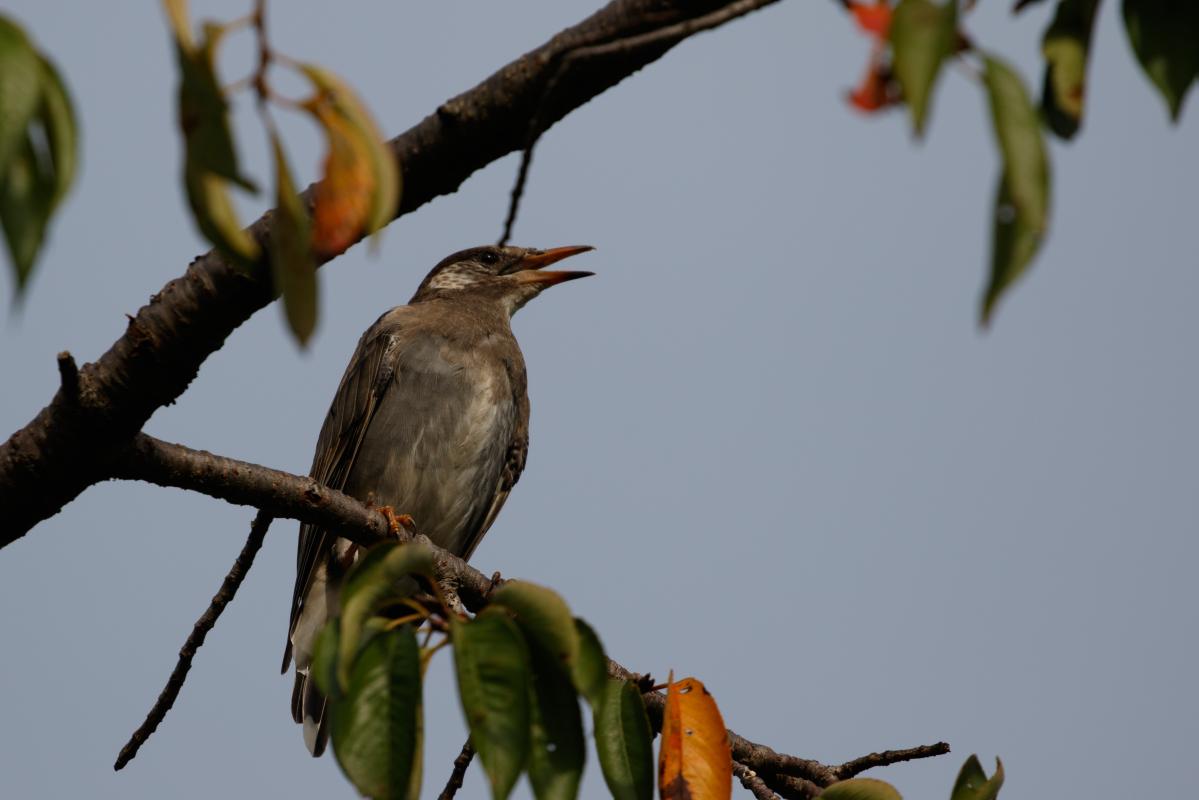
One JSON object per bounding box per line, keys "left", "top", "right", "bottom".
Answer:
{"left": 0, "top": 0, "right": 788, "bottom": 546}
{"left": 112, "top": 510, "right": 272, "bottom": 770}
{"left": 436, "top": 740, "right": 475, "bottom": 800}
{"left": 106, "top": 434, "right": 948, "bottom": 786}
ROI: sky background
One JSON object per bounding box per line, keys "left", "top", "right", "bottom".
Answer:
{"left": 1, "top": 2, "right": 1196, "bottom": 798}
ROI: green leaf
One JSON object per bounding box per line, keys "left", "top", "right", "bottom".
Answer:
{"left": 174, "top": 22, "right": 254, "bottom": 190}
{"left": 337, "top": 541, "right": 436, "bottom": 689}
{"left": 571, "top": 618, "right": 608, "bottom": 707}
{"left": 1122, "top": 0, "right": 1199, "bottom": 121}
{"left": 889, "top": 0, "right": 958, "bottom": 138}
{"left": 526, "top": 641, "right": 585, "bottom": 800}
{"left": 35, "top": 54, "right": 77, "bottom": 207}
{"left": 491, "top": 581, "right": 578, "bottom": 669}
{"left": 452, "top": 609, "right": 531, "bottom": 800}
{"left": 950, "top": 755, "right": 1004, "bottom": 800}
{"left": 594, "top": 679, "right": 653, "bottom": 800}
{"left": 0, "top": 17, "right": 42, "bottom": 177}
{"left": 183, "top": 164, "right": 259, "bottom": 265}
{"left": 269, "top": 132, "right": 317, "bottom": 345}
{"left": 1040, "top": 0, "right": 1100, "bottom": 139}
{"left": 980, "top": 55, "right": 1051, "bottom": 326}
{"left": 822, "top": 778, "right": 904, "bottom": 800}
{"left": 330, "top": 625, "right": 423, "bottom": 800}
{"left": 310, "top": 618, "right": 340, "bottom": 699}
{"left": 0, "top": 137, "right": 54, "bottom": 289}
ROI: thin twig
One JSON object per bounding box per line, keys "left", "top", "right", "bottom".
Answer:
{"left": 499, "top": 0, "right": 782, "bottom": 244}
{"left": 772, "top": 774, "right": 824, "bottom": 799}
{"left": 832, "top": 741, "right": 951, "bottom": 780}
{"left": 734, "top": 760, "right": 780, "bottom": 799}
{"left": 437, "top": 739, "right": 475, "bottom": 800}
{"left": 113, "top": 510, "right": 273, "bottom": 770}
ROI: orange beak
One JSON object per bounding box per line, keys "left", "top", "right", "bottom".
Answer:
{"left": 512, "top": 245, "right": 595, "bottom": 286}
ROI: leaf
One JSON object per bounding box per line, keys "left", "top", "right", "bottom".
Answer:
{"left": 452, "top": 609, "right": 531, "bottom": 800}
{"left": 1122, "top": 0, "right": 1199, "bottom": 121}
{"left": 571, "top": 618, "right": 608, "bottom": 707}
{"left": 0, "top": 17, "right": 43, "bottom": 178}
{"left": 822, "top": 778, "right": 904, "bottom": 800}
{"left": 329, "top": 625, "right": 423, "bottom": 800}
{"left": 1041, "top": 0, "right": 1100, "bottom": 138}
{"left": 310, "top": 618, "right": 340, "bottom": 699}
{"left": 889, "top": 0, "right": 958, "bottom": 137}
{"left": 337, "top": 541, "right": 436, "bottom": 689}
{"left": 0, "top": 137, "right": 54, "bottom": 289}
{"left": 526, "top": 641, "right": 585, "bottom": 800}
{"left": 980, "top": 55, "right": 1051, "bottom": 325}
{"left": 184, "top": 165, "right": 259, "bottom": 264}
{"left": 300, "top": 64, "right": 399, "bottom": 235}
{"left": 491, "top": 581, "right": 579, "bottom": 669}
{"left": 658, "top": 675, "right": 731, "bottom": 800}
{"left": 594, "top": 679, "right": 654, "bottom": 800}
{"left": 35, "top": 55, "right": 77, "bottom": 208}
{"left": 950, "top": 755, "right": 1004, "bottom": 800}
{"left": 269, "top": 132, "right": 317, "bottom": 345}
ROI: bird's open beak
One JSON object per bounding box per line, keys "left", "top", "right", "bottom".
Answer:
{"left": 513, "top": 245, "right": 595, "bottom": 286}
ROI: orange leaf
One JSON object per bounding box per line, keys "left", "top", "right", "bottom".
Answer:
{"left": 310, "top": 102, "right": 374, "bottom": 257}
{"left": 850, "top": 1, "right": 892, "bottom": 39}
{"left": 659, "top": 674, "right": 731, "bottom": 800}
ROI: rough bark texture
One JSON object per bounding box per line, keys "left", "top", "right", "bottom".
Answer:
{"left": 0, "top": 0, "right": 776, "bottom": 545}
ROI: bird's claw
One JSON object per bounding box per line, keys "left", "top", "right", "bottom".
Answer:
{"left": 377, "top": 506, "right": 415, "bottom": 539}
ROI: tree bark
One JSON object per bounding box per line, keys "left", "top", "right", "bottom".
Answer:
{"left": 0, "top": 0, "right": 779, "bottom": 545}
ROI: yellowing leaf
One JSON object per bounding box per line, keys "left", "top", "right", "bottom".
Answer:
{"left": 658, "top": 675, "right": 731, "bottom": 800}
{"left": 889, "top": 0, "right": 957, "bottom": 138}
{"left": 1041, "top": 0, "right": 1100, "bottom": 139}
{"left": 310, "top": 102, "right": 374, "bottom": 257}
{"left": 822, "top": 778, "right": 904, "bottom": 800}
{"left": 301, "top": 63, "right": 399, "bottom": 251}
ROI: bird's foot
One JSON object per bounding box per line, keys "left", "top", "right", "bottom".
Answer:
{"left": 376, "top": 506, "right": 416, "bottom": 539}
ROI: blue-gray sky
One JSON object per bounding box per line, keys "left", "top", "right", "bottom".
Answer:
{"left": 1, "top": 2, "right": 1195, "bottom": 798}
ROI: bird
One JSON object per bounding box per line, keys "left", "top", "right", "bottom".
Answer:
{"left": 281, "top": 243, "right": 594, "bottom": 756}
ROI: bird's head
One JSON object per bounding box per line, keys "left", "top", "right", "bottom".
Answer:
{"left": 411, "top": 244, "right": 594, "bottom": 314}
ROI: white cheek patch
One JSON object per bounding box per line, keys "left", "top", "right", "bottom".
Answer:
{"left": 427, "top": 267, "right": 479, "bottom": 291}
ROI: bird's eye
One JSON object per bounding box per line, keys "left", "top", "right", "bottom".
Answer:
{"left": 480, "top": 251, "right": 498, "bottom": 265}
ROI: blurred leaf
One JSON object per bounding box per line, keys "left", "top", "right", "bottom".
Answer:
{"left": 269, "top": 132, "right": 316, "bottom": 345}
{"left": 1041, "top": 0, "right": 1100, "bottom": 138}
{"left": 980, "top": 55, "right": 1050, "bottom": 325}
{"left": 492, "top": 581, "right": 579, "bottom": 668}
{"left": 658, "top": 675, "right": 731, "bottom": 800}
{"left": 594, "top": 679, "right": 654, "bottom": 800}
{"left": 300, "top": 64, "right": 399, "bottom": 234}
{"left": 0, "top": 17, "right": 78, "bottom": 296}
{"left": 950, "top": 755, "right": 1004, "bottom": 800}
{"left": 184, "top": 165, "right": 259, "bottom": 264}
{"left": 822, "top": 778, "right": 904, "bottom": 800}
{"left": 849, "top": 1, "right": 893, "bottom": 37}
{"left": 308, "top": 103, "right": 373, "bottom": 257}
{"left": 889, "top": 0, "right": 958, "bottom": 137}
{"left": 571, "top": 618, "right": 608, "bottom": 707}
{"left": 330, "top": 625, "right": 423, "bottom": 800}
{"left": 0, "top": 18, "right": 42, "bottom": 177}
{"left": 1122, "top": 0, "right": 1199, "bottom": 120}
{"left": 526, "top": 641, "right": 585, "bottom": 800}
{"left": 337, "top": 541, "right": 436, "bottom": 688}
{"left": 35, "top": 55, "right": 77, "bottom": 207}
{"left": 172, "top": 18, "right": 254, "bottom": 190}
{"left": 161, "top": 0, "right": 193, "bottom": 49}
{"left": 310, "top": 618, "right": 340, "bottom": 699}
{"left": 0, "top": 138, "right": 54, "bottom": 289}
{"left": 452, "top": 609, "right": 531, "bottom": 800}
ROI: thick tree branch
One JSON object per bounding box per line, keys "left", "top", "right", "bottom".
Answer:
{"left": 107, "top": 434, "right": 947, "bottom": 786}
{"left": 0, "top": 0, "right": 787, "bottom": 546}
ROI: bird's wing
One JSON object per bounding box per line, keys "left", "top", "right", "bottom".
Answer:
{"left": 282, "top": 313, "right": 406, "bottom": 671}
{"left": 458, "top": 434, "right": 528, "bottom": 562}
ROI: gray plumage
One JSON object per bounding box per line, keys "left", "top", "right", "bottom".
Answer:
{"left": 282, "top": 244, "right": 593, "bottom": 755}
